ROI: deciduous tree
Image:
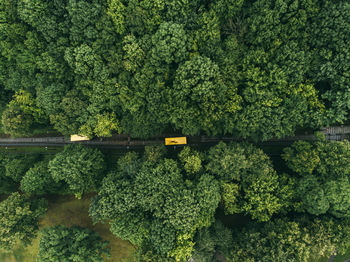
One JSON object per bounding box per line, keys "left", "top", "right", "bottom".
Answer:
{"left": 0, "top": 192, "right": 47, "bottom": 250}
{"left": 37, "top": 225, "right": 110, "bottom": 262}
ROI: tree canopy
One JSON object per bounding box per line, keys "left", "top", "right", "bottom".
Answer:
{"left": 230, "top": 216, "right": 350, "bottom": 262}
{"left": 37, "top": 225, "right": 110, "bottom": 262}
{"left": 90, "top": 147, "right": 221, "bottom": 261}
{"left": 48, "top": 144, "right": 105, "bottom": 198}
{"left": 0, "top": 192, "right": 47, "bottom": 251}
{"left": 207, "top": 142, "right": 293, "bottom": 221}
{"left": 0, "top": 0, "right": 347, "bottom": 140}
{"left": 283, "top": 139, "right": 350, "bottom": 217}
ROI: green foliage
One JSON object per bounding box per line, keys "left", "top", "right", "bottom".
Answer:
{"left": 206, "top": 142, "right": 248, "bottom": 181}
{"left": 220, "top": 182, "right": 240, "bottom": 215}
{"left": 110, "top": 211, "right": 150, "bottom": 246}
{"left": 0, "top": 192, "right": 47, "bottom": 251}
{"left": 20, "top": 160, "right": 68, "bottom": 195}
{"left": 178, "top": 146, "right": 202, "bottom": 175}
{"left": 284, "top": 140, "right": 350, "bottom": 217}
{"left": 1, "top": 90, "right": 47, "bottom": 137}
{"left": 150, "top": 22, "right": 189, "bottom": 66}
{"left": 207, "top": 142, "right": 293, "bottom": 221}
{"left": 37, "top": 225, "right": 110, "bottom": 262}
{"left": 282, "top": 140, "right": 320, "bottom": 175}
{"left": 48, "top": 144, "right": 105, "bottom": 197}
{"left": 90, "top": 148, "right": 220, "bottom": 260}
{"left": 0, "top": 153, "right": 39, "bottom": 182}
{"left": 230, "top": 215, "right": 349, "bottom": 262}
{"left": 316, "top": 139, "right": 350, "bottom": 178}
{"left": 170, "top": 55, "right": 236, "bottom": 136}
{"left": 1, "top": 0, "right": 346, "bottom": 140}
{"left": 309, "top": 1, "right": 350, "bottom": 124}
{"left": 107, "top": 0, "right": 126, "bottom": 35}
{"left": 193, "top": 220, "right": 233, "bottom": 262}
{"left": 143, "top": 145, "right": 167, "bottom": 163}
{"left": 325, "top": 178, "right": 350, "bottom": 218}
{"left": 92, "top": 112, "right": 122, "bottom": 137}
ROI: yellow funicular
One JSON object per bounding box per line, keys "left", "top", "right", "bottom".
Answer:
{"left": 70, "top": 134, "right": 90, "bottom": 142}
{"left": 165, "top": 137, "right": 187, "bottom": 146}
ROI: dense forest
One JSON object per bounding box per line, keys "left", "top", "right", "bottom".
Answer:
{"left": 0, "top": 138, "right": 350, "bottom": 261}
{"left": 1, "top": 0, "right": 350, "bottom": 261}
{"left": 0, "top": 0, "right": 349, "bottom": 139}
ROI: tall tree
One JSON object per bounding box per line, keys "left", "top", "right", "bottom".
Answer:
{"left": 48, "top": 144, "right": 105, "bottom": 198}
{"left": 283, "top": 139, "right": 350, "bottom": 217}
{"left": 0, "top": 192, "right": 47, "bottom": 251}
{"left": 90, "top": 147, "right": 220, "bottom": 261}
{"left": 207, "top": 142, "right": 293, "bottom": 221}
{"left": 37, "top": 225, "right": 110, "bottom": 262}
{"left": 229, "top": 216, "right": 350, "bottom": 262}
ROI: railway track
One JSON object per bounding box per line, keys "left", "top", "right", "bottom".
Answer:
{"left": 0, "top": 126, "right": 348, "bottom": 149}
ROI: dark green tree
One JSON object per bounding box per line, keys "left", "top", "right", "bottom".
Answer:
{"left": 229, "top": 216, "right": 350, "bottom": 262}
{"left": 207, "top": 142, "right": 293, "bottom": 221}
{"left": 193, "top": 220, "right": 233, "bottom": 262}
{"left": 0, "top": 153, "right": 39, "bottom": 182}
{"left": 48, "top": 145, "right": 105, "bottom": 198}
{"left": 283, "top": 139, "right": 350, "bottom": 217}
{"left": 37, "top": 225, "right": 110, "bottom": 262}
{"left": 90, "top": 147, "right": 220, "bottom": 261}
{"left": 0, "top": 192, "right": 47, "bottom": 250}
{"left": 20, "top": 160, "right": 68, "bottom": 195}
{"left": 1, "top": 90, "right": 47, "bottom": 137}
{"left": 309, "top": 1, "right": 350, "bottom": 124}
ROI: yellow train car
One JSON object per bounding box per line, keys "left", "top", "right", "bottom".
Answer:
{"left": 70, "top": 135, "right": 90, "bottom": 142}
{"left": 165, "top": 137, "right": 187, "bottom": 145}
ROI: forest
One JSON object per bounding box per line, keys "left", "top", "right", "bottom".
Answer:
{"left": 0, "top": 138, "right": 350, "bottom": 261}
{"left": 0, "top": 0, "right": 349, "bottom": 139}
{"left": 0, "top": 0, "right": 350, "bottom": 261}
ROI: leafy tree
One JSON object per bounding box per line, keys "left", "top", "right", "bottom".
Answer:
{"left": 48, "top": 144, "right": 105, "bottom": 198}
{"left": 107, "top": 0, "right": 126, "bottom": 35}
{"left": 316, "top": 139, "right": 350, "bottom": 179}
{"left": 294, "top": 175, "right": 329, "bottom": 215}
{"left": 20, "top": 160, "right": 68, "bottom": 195}
{"left": 150, "top": 22, "right": 189, "bottom": 66}
{"left": 36, "top": 83, "right": 67, "bottom": 116}
{"left": 37, "top": 225, "right": 110, "bottom": 262}
{"left": 325, "top": 178, "right": 350, "bottom": 218}
{"left": 231, "top": 51, "right": 324, "bottom": 140}
{"left": 143, "top": 145, "right": 167, "bottom": 163}
{"left": 220, "top": 182, "right": 240, "bottom": 215}
{"left": 0, "top": 153, "right": 39, "bottom": 182}
{"left": 0, "top": 192, "right": 47, "bottom": 250}
{"left": 193, "top": 220, "right": 233, "bottom": 262}
{"left": 1, "top": 90, "right": 47, "bottom": 137}
{"left": 178, "top": 146, "right": 203, "bottom": 175}
{"left": 229, "top": 216, "right": 350, "bottom": 262}
{"left": 90, "top": 147, "right": 220, "bottom": 260}
{"left": 110, "top": 210, "right": 150, "bottom": 246}
{"left": 309, "top": 1, "right": 350, "bottom": 124}
{"left": 283, "top": 139, "right": 350, "bottom": 217}
{"left": 49, "top": 89, "right": 88, "bottom": 135}
{"left": 282, "top": 140, "right": 320, "bottom": 175}
{"left": 92, "top": 112, "right": 122, "bottom": 137}
{"left": 206, "top": 142, "right": 248, "bottom": 181}
{"left": 169, "top": 55, "right": 236, "bottom": 136}
{"left": 207, "top": 142, "right": 293, "bottom": 221}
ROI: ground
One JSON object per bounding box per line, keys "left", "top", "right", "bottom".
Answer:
{"left": 0, "top": 195, "right": 135, "bottom": 262}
